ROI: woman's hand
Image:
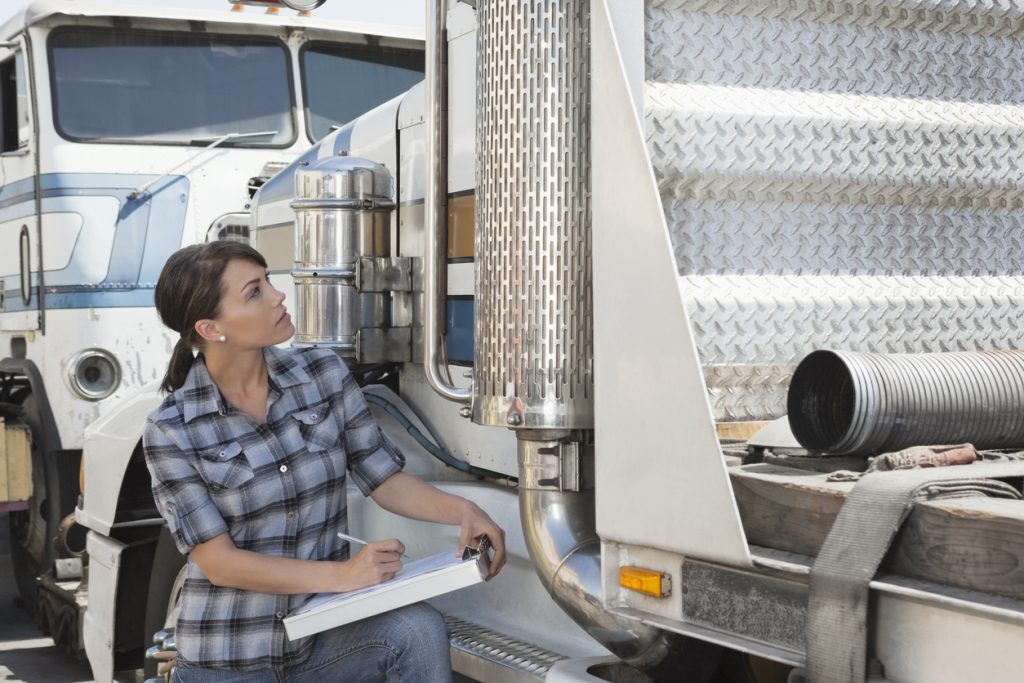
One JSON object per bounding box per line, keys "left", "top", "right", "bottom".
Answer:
{"left": 368, "top": 472, "right": 508, "bottom": 579}
{"left": 336, "top": 539, "right": 405, "bottom": 592}
{"left": 458, "top": 502, "right": 507, "bottom": 580}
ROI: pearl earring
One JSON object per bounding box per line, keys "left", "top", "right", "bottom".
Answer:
{"left": 219, "top": 335, "right": 227, "bottom": 342}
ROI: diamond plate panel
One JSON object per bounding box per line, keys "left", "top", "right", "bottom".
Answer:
{"left": 646, "top": 0, "right": 1024, "bottom": 421}
{"left": 649, "top": 0, "right": 1024, "bottom": 37}
{"left": 474, "top": 0, "right": 593, "bottom": 429}
{"left": 684, "top": 274, "right": 1024, "bottom": 420}
{"left": 647, "top": 2, "right": 1024, "bottom": 100}
{"left": 703, "top": 364, "right": 793, "bottom": 422}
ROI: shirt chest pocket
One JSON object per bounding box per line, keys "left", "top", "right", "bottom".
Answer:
{"left": 292, "top": 403, "right": 338, "bottom": 452}
{"left": 197, "top": 441, "right": 255, "bottom": 490}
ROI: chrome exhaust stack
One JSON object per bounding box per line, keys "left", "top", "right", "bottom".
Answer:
{"left": 470, "top": 0, "right": 674, "bottom": 670}
{"left": 473, "top": 0, "right": 593, "bottom": 432}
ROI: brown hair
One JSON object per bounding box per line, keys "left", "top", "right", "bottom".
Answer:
{"left": 154, "top": 241, "right": 268, "bottom": 393}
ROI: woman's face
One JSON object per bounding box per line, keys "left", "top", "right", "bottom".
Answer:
{"left": 209, "top": 258, "right": 294, "bottom": 349}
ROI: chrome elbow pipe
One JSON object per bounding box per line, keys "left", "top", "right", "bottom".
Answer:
{"left": 517, "top": 435, "right": 674, "bottom": 670}
{"left": 423, "top": 0, "right": 470, "bottom": 404}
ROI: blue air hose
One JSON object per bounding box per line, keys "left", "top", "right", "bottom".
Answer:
{"left": 363, "top": 392, "right": 515, "bottom": 482}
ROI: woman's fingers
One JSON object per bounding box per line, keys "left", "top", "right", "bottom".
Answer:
{"left": 458, "top": 514, "right": 508, "bottom": 579}
{"left": 372, "top": 543, "right": 404, "bottom": 573}
{"left": 485, "top": 524, "right": 507, "bottom": 579}
{"left": 377, "top": 558, "right": 403, "bottom": 574}
{"left": 346, "top": 539, "right": 406, "bottom": 587}
{"left": 369, "top": 538, "right": 405, "bottom": 556}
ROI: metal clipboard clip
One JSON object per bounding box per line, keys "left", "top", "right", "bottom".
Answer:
{"left": 462, "top": 536, "right": 492, "bottom": 574}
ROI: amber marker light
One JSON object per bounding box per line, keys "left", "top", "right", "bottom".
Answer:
{"left": 619, "top": 566, "right": 671, "bottom": 598}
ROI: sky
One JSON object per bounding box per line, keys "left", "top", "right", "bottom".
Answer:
{"left": 0, "top": 0, "right": 424, "bottom": 30}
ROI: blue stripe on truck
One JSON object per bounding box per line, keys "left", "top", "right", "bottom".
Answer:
{"left": 0, "top": 172, "right": 188, "bottom": 311}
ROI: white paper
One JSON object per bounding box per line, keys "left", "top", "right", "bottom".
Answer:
{"left": 293, "top": 548, "right": 468, "bottom": 616}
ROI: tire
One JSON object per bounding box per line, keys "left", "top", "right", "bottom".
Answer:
{"left": 7, "top": 395, "right": 71, "bottom": 615}
{"left": 143, "top": 526, "right": 187, "bottom": 678}
{"left": 642, "top": 633, "right": 724, "bottom": 683}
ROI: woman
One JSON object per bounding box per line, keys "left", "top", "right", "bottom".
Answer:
{"left": 144, "top": 241, "right": 507, "bottom": 682}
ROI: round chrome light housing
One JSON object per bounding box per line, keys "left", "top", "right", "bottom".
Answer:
{"left": 67, "top": 349, "right": 121, "bottom": 401}
{"left": 281, "top": 0, "right": 326, "bottom": 10}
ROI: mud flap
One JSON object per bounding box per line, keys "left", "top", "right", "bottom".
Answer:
{"left": 82, "top": 531, "right": 126, "bottom": 683}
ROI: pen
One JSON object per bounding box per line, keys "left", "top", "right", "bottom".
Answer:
{"left": 337, "top": 531, "right": 410, "bottom": 559}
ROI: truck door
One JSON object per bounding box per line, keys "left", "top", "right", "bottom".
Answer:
{"left": 0, "top": 39, "right": 39, "bottom": 332}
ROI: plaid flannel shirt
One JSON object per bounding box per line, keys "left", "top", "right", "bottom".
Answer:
{"left": 143, "top": 346, "right": 404, "bottom": 671}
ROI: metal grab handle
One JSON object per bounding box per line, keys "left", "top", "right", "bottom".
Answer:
{"left": 423, "top": 0, "right": 470, "bottom": 404}
{"left": 289, "top": 198, "right": 395, "bottom": 211}
{"left": 129, "top": 130, "right": 278, "bottom": 199}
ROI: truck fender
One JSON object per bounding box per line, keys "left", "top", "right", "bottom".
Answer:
{"left": 76, "top": 383, "right": 163, "bottom": 536}
{"left": 78, "top": 383, "right": 166, "bottom": 681}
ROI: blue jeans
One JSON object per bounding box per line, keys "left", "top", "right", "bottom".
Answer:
{"left": 173, "top": 603, "right": 453, "bottom": 683}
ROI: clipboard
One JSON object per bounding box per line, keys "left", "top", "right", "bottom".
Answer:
{"left": 283, "top": 540, "right": 492, "bottom": 640}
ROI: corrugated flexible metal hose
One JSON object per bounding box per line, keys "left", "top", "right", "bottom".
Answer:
{"left": 788, "top": 349, "right": 1024, "bottom": 455}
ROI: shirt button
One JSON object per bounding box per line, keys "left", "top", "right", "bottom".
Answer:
{"left": 276, "top": 611, "right": 284, "bottom": 619}
{"left": 287, "top": 512, "right": 296, "bottom": 519}
{"left": 279, "top": 464, "right": 288, "bottom": 473}
{"left": 310, "top": 413, "right": 318, "bottom": 420}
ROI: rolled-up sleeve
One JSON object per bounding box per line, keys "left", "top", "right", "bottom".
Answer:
{"left": 333, "top": 365, "right": 404, "bottom": 496}
{"left": 143, "top": 420, "right": 229, "bottom": 555}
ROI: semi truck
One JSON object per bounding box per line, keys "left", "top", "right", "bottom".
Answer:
{"left": 0, "top": 0, "right": 424, "bottom": 678}
{"left": 73, "top": 0, "right": 1024, "bottom": 682}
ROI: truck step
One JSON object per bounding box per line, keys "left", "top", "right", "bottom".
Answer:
{"left": 445, "top": 614, "right": 566, "bottom": 682}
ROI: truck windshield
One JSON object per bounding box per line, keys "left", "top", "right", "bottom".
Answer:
{"left": 48, "top": 27, "right": 294, "bottom": 147}
{"left": 301, "top": 41, "right": 423, "bottom": 142}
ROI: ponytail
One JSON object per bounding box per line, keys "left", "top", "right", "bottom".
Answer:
{"left": 161, "top": 337, "right": 196, "bottom": 393}
{"left": 154, "top": 241, "right": 268, "bottom": 394}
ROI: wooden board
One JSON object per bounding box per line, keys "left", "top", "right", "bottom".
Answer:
{"left": 731, "top": 464, "right": 1024, "bottom": 601}
{"left": 0, "top": 419, "right": 32, "bottom": 504}
{"left": 716, "top": 421, "right": 771, "bottom": 442}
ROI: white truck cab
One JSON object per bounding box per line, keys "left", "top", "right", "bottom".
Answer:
{"left": 0, "top": 2, "right": 422, "bottom": 680}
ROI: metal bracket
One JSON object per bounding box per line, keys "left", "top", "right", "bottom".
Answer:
{"left": 522, "top": 438, "right": 585, "bottom": 493}
{"left": 558, "top": 441, "right": 581, "bottom": 492}
{"left": 54, "top": 557, "right": 83, "bottom": 581}
{"left": 356, "top": 327, "right": 412, "bottom": 363}
{"left": 356, "top": 257, "right": 413, "bottom": 293}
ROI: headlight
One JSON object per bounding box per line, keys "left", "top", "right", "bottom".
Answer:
{"left": 281, "top": 0, "right": 327, "bottom": 10}
{"left": 206, "top": 212, "right": 251, "bottom": 244}
{"left": 67, "top": 349, "right": 121, "bottom": 401}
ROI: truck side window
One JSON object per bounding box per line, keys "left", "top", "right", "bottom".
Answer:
{"left": 48, "top": 28, "right": 294, "bottom": 147}
{"left": 0, "top": 51, "right": 29, "bottom": 153}
{"left": 301, "top": 41, "right": 423, "bottom": 142}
